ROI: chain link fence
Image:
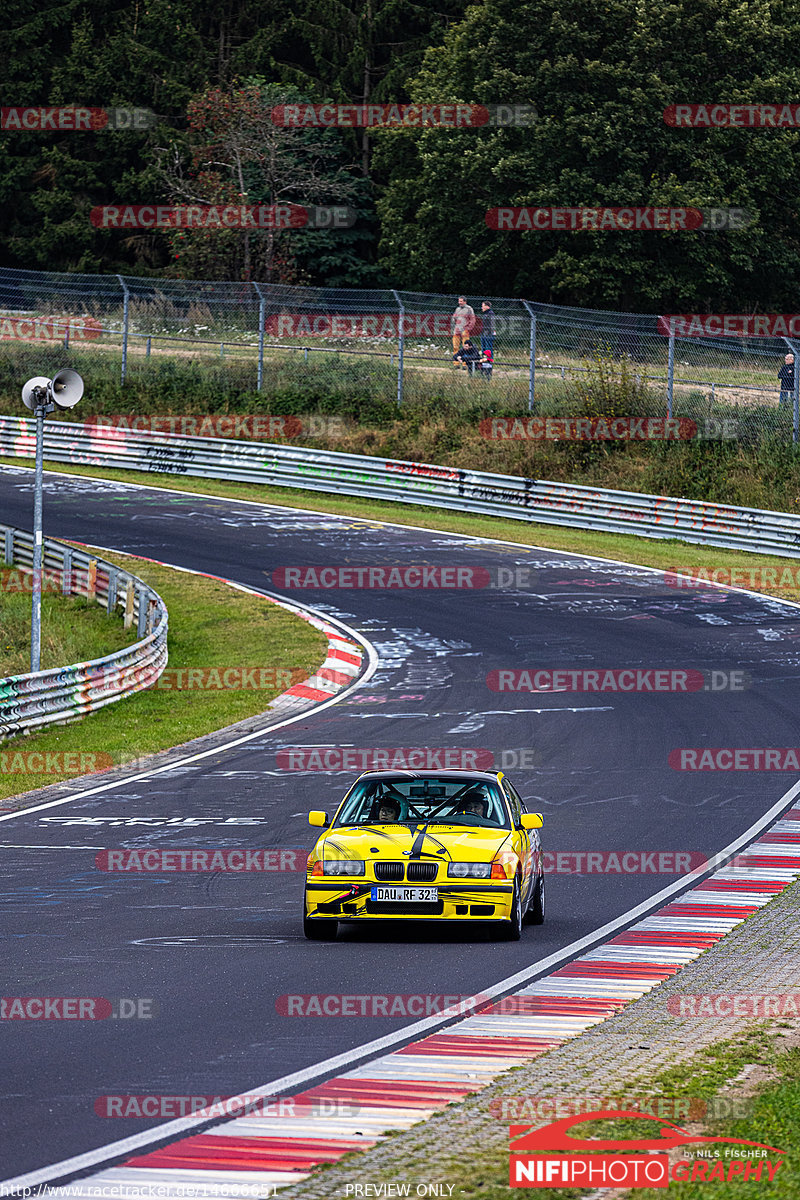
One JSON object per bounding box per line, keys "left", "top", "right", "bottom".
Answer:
{"left": 0, "top": 267, "right": 798, "bottom": 441}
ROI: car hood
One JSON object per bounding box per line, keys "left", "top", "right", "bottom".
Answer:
{"left": 317, "top": 825, "right": 512, "bottom": 861}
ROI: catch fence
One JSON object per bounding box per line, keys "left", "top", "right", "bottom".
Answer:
{"left": 0, "top": 267, "right": 798, "bottom": 440}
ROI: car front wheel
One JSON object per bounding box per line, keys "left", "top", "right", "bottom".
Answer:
{"left": 500, "top": 877, "right": 523, "bottom": 941}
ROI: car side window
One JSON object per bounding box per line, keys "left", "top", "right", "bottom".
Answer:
{"left": 504, "top": 781, "right": 522, "bottom": 826}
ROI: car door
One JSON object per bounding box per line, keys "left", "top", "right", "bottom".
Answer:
{"left": 502, "top": 779, "right": 535, "bottom": 906}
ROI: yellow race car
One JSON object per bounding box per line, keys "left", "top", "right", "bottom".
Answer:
{"left": 303, "top": 769, "right": 544, "bottom": 941}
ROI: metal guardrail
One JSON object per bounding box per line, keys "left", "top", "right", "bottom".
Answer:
{"left": 0, "top": 521, "right": 168, "bottom": 741}
{"left": 1, "top": 414, "right": 799, "bottom": 560}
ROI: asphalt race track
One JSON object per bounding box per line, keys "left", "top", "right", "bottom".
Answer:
{"left": 2, "top": 465, "right": 800, "bottom": 1180}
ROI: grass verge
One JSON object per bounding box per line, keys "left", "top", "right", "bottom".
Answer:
{"left": 1, "top": 565, "right": 136, "bottom": 676}
{"left": 0, "top": 548, "right": 328, "bottom": 805}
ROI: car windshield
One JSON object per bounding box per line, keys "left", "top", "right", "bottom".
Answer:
{"left": 333, "top": 777, "right": 510, "bottom": 829}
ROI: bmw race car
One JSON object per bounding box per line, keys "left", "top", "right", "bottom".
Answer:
{"left": 303, "top": 770, "right": 544, "bottom": 940}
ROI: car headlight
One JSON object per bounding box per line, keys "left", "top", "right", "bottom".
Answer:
{"left": 322, "top": 860, "right": 365, "bottom": 876}
{"left": 448, "top": 862, "right": 491, "bottom": 878}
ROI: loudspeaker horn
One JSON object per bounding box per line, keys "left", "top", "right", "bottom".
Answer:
{"left": 21, "top": 377, "right": 52, "bottom": 410}
{"left": 50, "top": 368, "right": 84, "bottom": 408}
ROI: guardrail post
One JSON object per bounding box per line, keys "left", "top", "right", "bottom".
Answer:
{"left": 107, "top": 570, "right": 118, "bottom": 615}
{"left": 117, "top": 275, "right": 130, "bottom": 385}
{"left": 254, "top": 283, "right": 266, "bottom": 391}
{"left": 666, "top": 327, "right": 675, "bottom": 419}
{"left": 61, "top": 547, "right": 72, "bottom": 594}
{"left": 124, "top": 579, "right": 134, "bottom": 629}
{"left": 4, "top": 528, "right": 13, "bottom": 565}
{"left": 392, "top": 290, "right": 405, "bottom": 408}
{"left": 521, "top": 301, "right": 536, "bottom": 412}
{"left": 87, "top": 559, "right": 97, "bottom": 603}
{"left": 137, "top": 588, "right": 147, "bottom": 638}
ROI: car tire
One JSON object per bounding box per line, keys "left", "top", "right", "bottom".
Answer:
{"left": 500, "top": 877, "right": 523, "bottom": 941}
{"left": 303, "top": 891, "right": 338, "bottom": 941}
{"left": 527, "top": 872, "right": 545, "bottom": 925}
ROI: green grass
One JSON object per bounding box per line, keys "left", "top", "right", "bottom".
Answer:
{"left": 0, "top": 548, "right": 328, "bottom": 805}
{"left": 1, "top": 564, "right": 136, "bottom": 676}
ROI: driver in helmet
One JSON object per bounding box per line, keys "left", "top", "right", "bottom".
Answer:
{"left": 457, "top": 788, "right": 487, "bottom": 818}
{"left": 375, "top": 796, "right": 402, "bottom": 823}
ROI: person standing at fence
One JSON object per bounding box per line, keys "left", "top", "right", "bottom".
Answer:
{"left": 480, "top": 301, "right": 496, "bottom": 359}
{"left": 779, "top": 353, "right": 795, "bottom": 408}
{"left": 451, "top": 296, "right": 476, "bottom": 355}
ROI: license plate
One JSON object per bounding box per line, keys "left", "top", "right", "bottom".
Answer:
{"left": 371, "top": 886, "right": 438, "bottom": 902}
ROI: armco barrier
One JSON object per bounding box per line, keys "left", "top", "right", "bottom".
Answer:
{"left": 0, "top": 523, "right": 168, "bottom": 741}
{"left": 1, "top": 414, "right": 799, "bottom": 558}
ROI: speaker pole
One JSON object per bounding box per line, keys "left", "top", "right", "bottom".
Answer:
{"left": 21, "top": 370, "right": 83, "bottom": 672}
{"left": 30, "top": 394, "right": 46, "bottom": 672}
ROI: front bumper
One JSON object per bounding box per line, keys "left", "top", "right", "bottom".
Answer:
{"left": 305, "top": 878, "right": 514, "bottom": 922}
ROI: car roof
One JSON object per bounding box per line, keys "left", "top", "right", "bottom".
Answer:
{"left": 353, "top": 770, "right": 503, "bottom": 783}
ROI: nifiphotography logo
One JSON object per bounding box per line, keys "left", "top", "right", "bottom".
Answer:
{"left": 509, "top": 1110, "right": 785, "bottom": 1188}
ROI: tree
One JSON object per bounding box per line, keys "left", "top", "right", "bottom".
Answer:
{"left": 154, "top": 79, "right": 375, "bottom": 283}
{"left": 375, "top": 0, "right": 800, "bottom": 310}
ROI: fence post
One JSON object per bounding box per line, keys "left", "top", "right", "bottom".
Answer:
{"left": 521, "top": 301, "right": 536, "bottom": 412}
{"left": 254, "top": 283, "right": 266, "bottom": 391}
{"left": 392, "top": 290, "right": 405, "bottom": 407}
{"left": 117, "top": 275, "right": 130, "bottom": 385}
{"left": 666, "top": 326, "right": 675, "bottom": 419}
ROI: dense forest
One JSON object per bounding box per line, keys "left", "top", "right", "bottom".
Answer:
{"left": 3, "top": 0, "right": 800, "bottom": 308}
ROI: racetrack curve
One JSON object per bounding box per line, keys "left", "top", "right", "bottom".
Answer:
{"left": 2, "top": 465, "right": 800, "bottom": 1180}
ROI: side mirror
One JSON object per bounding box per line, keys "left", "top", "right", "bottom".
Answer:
{"left": 308, "top": 810, "right": 329, "bottom": 827}
{"left": 521, "top": 813, "right": 543, "bottom": 829}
